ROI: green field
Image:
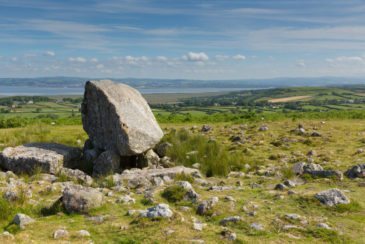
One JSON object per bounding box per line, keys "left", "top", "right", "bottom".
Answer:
{"left": 0, "top": 86, "right": 365, "bottom": 243}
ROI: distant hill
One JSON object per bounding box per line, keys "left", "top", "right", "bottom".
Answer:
{"left": 0, "top": 76, "right": 364, "bottom": 89}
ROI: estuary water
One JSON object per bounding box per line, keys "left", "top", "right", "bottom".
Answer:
{"left": 0, "top": 85, "right": 252, "bottom": 96}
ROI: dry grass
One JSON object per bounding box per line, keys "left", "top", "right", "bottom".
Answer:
{"left": 269, "top": 95, "right": 312, "bottom": 103}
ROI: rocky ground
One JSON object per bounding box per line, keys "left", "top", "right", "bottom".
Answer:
{"left": 0, "top": 119, "right": 364, "bottom": 243}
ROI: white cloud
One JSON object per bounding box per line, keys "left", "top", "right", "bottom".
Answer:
{"left": 215, "top": 55, "right": 229, "bottom": 61}
{"left": 182, "top": 52, "right": 209, "bottom": 62}
{"left": 90, "top": 58, "right": 98, "bottom": 63}
{"left": 296, "top": 60, "right": 306, "bottom": 68}
{"left": 232, "top": 54, "right": 246, "bottom": 61}
{"left": 326, "top": 56, "right": 365, "bottom": 64}
{"left": 44, "top": 51, "right": 55, "bottom": 57}
{"left": 68, "top": 57, "right": 87, "bottom": 63}
{"left": 156, "top": 56, "right": 168, "bottom": 61}
{"left": 96, "top": 64, "right": 104, "bottom": 69}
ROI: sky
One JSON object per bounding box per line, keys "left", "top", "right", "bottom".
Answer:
{"left": 1, "top": 0, "right": 365, "bottom": 79}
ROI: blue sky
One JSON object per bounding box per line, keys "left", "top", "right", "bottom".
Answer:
{"left": 1, "top": 0, "right": 365, "bottom": 79}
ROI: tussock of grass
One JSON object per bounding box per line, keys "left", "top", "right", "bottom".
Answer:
{"left": 305, "top": 228, "right": 350, "bottom": 243}
{"left": 174, "top": 173, "right": 195, "bottom": 183}
{"left": 163, "top": 129, "right": 243, "bottom": 177}
{"left": 334, "top": 200, "right": 362, "bottom": 213}
{"left": 161, "top": 185, "right": 187, "bottom": 203}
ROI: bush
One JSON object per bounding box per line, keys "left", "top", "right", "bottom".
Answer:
{"left": 161, "top": 185, "right": 187, "bottom": 203}
{"left": 163, "top": 129, "right": 243, "bottom": 177}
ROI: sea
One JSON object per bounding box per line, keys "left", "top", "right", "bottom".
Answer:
{"left": 0, "top": 85, "right": 252, "bottom": 96}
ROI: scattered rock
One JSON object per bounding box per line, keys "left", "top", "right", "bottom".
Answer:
{"left": 82, "top": 80, "right": 163, "bottom": 156}
{"left": 250, "top": 223, "right": 264, "bottom": 231}
{"left": 53, "top": 229, "right": 69, "bottom": 239}
{"left": 311, "top": 131, "right": 321, "bottom": 137}
{"left": 259, "top": 125, "right": 269, "bottom": 131}
{"left": 315, "top": 188, "right": 350, "bottom": 206}
{"left": 345, "top": 164, "right": 365, "bottom": 178}
{"left": 62, "top": 184, "right": 103, "bottom": 213}
{"left": 221, "top": 229, "right": 236, "bottom": 241}
{"left": 0, "top": 143, "right": 81, "bottom": 174}
{"left": 176, "top": 181, "right": 199, "bottom": 202}
{"left": 219, "top": 216, "right": 241, "bottom": 226}
{"left": 76, "top": 230, "right": 91, "bottom": 237}
{"left": 117, "top": 195, "right": 136, "bottom": 204}
{"left": 275, "top": 183, "right": 288, "bottom": 191}
{"left": 317, "top": 223, "right": 331, "bottom": 229}
{"left": 154, "top": 142, "right": 172, "bottom": 158}
{"left": 60, "top": 168, "right": 93, "bottom": 186}
{"left": 196, "top": 197, "right": 219, "bottom": 216}
{"left": 201, "top": 125, "right": 212, "bottom": 132}
{"left": 140, "top": 203, "right": 173, "bottom": 218}
{"left": 12, "top": 213, "right": 35, "bottom": 229}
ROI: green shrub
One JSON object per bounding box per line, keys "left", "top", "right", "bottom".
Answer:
{"left": 161, "top": 185, "right": 187, "bottom": 203}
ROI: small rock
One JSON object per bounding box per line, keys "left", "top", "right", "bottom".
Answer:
{"left": 76, "top": 230, "right": 91, "bottom": 237}
{"left": 117, "top": 195, "right": 136, "bottom": 204}
{"left": 140, "top": 204, "right": 173, "bottom": 218}
{"left": 219, "top": 216, "right": 241, "bottom": 226}
{"left": 275, "top": 183, "right": 287, "bottom": 191}
{"left": 155, "top": 142, "right": 172, "bottom": 158}
{"left": 221, "top": 229, "right": 236, "bottom": 241}
{"left": 317, "top": 223, "right": 331, "bottom": 229}
{"left": 201, "top": 125, "right": 212, "bottom": 132}
{"left": 315, "top": 188, "right": 350, "bottom": 206}
{"left": 250, "top": 223, "right": 264, "bottom": 231}
{"left": 12, "top": 213, "right": 35, "bottom": 229}
{"left": 62, "top": 184, "right": 103, "bottom": 213}
{"left": 53, "top": 229, "right": 69, "bottom": 239}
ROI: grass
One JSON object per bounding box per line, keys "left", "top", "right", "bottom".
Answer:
{"left": 163, "top": 129, "right": 244, "bottom": 177}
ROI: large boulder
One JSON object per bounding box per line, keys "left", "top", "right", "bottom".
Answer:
{"left": 81, "top": 80, "right": 163, "bottom": 156}
{"left": 0, "top": 143, "right": 81, "bottom": 174}
{"left": 62, "top": 185, "right": 103, "bottom": 213}
{"left": 93, "top": 150, "right": 121, "bottom": 177}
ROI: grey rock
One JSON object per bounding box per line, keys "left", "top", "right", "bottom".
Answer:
{"left": 0, "top": 143, "right": 81, "bottom": 174}
{"left": 93, "top": 150, "right": 121, "bottom": 176}
{"left": 315, "top": 188, "right": 350, "bottom": 206}
{"left": 292, "top": 162, "right": 307, "bottom": 175}
{"left": 117, "top": 195, "right": 136, "bottom": 204}
{"left": 140, "top": 203, "right": 173, "bottom": 218}
{"left": 311, "top": 131, "right": 321, "bottom": 137}
{"left": 259, "top": 125, "right": 269, "bottom": 131}
{"left": 303, "top": 163, "right": 323, "bottom": 173}
{"left": 221, "top": 229, "right": 236, "bottom": 241}
{"left": 251, "top": 223, "right": 264, "bottom": 231}
{"left": 176, "top": 181, "right": 199, "bottom": 202}
{"left": 136, "top": 149, "right": 160, "bottom": 168}
{"left": 201, "top": 125, "right": 212, "bottom": 132}
{"left": 219, "top": 216, "right": 241, "bottom": 226}
{"left": 283, "top": 180, "right": 296, "bottom": 188}
{"left": 76, "top": 230, "right": 91, "bottom": 237}
{"left": 154, "top": 142, "right": 172, "bottom": 158}
{"left": 345, "top": 164, "right": 365, "bottom": 178}
{"left": 53, "top": 229, "right": 69, "bottom": 239}
{"left": 12, "top": 213, "right": 35, "bottom": 229}
{"left": 317, "top": 223, "right": 331, "bottom": 229}
{"left": 83, "top": 149, "right": 99, "bottom": 162}
{"left": 62, "top": 184, "right": 103, "bottom": 213}
{"left": 196, "top": 197, "right": 218, "bottom": 216}
{"left": 60, "top": 168, "right": 93, "bottom": 186}
{"left": 275, "top": 183, "right": 288, "bottom": 191}
{"left": 81, "top": 80, "right": 163, "bottom": 156}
